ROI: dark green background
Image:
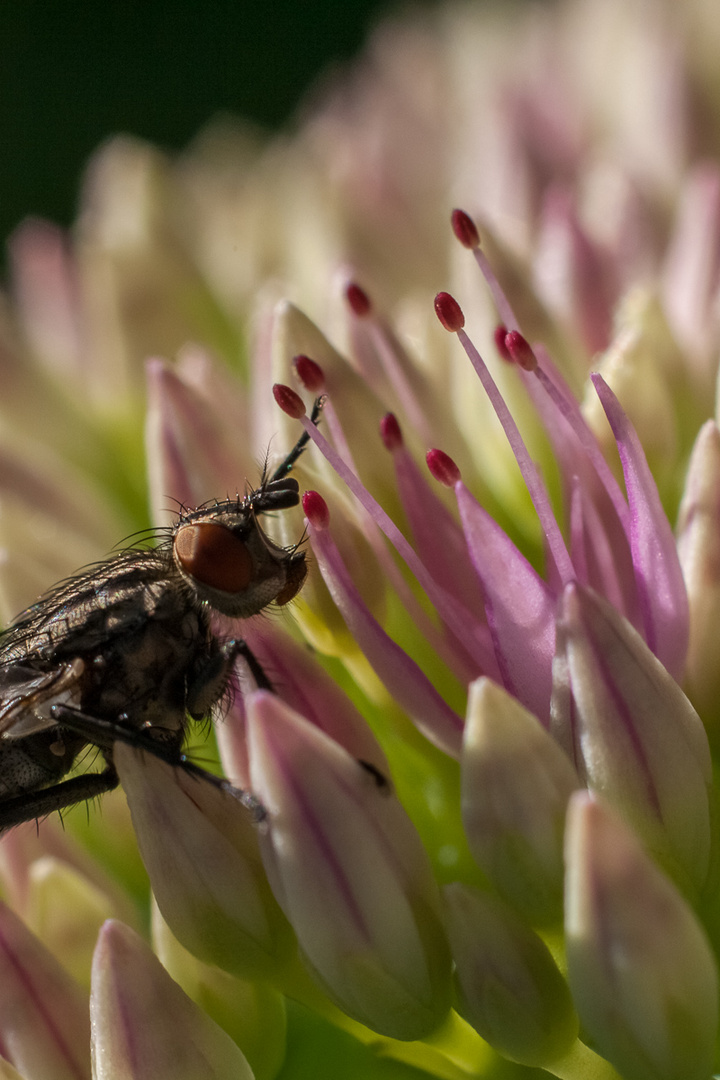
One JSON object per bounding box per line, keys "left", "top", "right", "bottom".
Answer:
{"left": 0, "top": 0, "right": 425, "bottom": 254}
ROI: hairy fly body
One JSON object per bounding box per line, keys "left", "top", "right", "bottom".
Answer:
{"left": 0, "top": 401, "right": 322, "bottom": 831}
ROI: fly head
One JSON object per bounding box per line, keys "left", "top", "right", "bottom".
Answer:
{"left": 172, "top": 492, "right": 307, "bottom": 618}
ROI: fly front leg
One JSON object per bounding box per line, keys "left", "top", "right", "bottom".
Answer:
{"left": 186, "top": 638, "right": 272, "bottom": 720}
{"left": 50, "top": 704, "right": 262, "bottom": 817}
{"left": 0, "top": 765, "right": 119, "bottom": 832}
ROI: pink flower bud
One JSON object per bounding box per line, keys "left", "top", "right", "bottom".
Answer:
{"left": 246, "top": 690, "right": 452, "bottom": 1039}
{"left": 91, "top": 920, "right": 253, "bottom": 1079}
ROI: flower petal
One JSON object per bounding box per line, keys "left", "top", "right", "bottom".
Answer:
{"left": 0, "top": 899, "right": 91, "bottom": 1080}
{"left": 444, "top": 883, "right": 578, "bottom": 1067}
{"left": 152, "top": 903, "right": 287, "bottom": 1080}
{"left": 462, "top": 677, "right": 579, "bottom": 926}
{"left": 565, "top": 793, "right": 718, "bottom": 1080}
{"left": 246, "top": 690, "right": 452, "bottom": 1040}
{"left": 456, "top": 482, "right": 556, "bottom": 724}
{"left": 306, "top": 497, "right": 464, "bottom": 757}
{"left": 676, "top": 419, "right": 720, "bottom": 729}
{"left": 591, "top": 373, "right": 689, "bottom": 680}
{"left": 91, "top": 920, "right": 254, "bottom": 1080}
{"left": 114, "top": 744, "right": 294, "bottom": 979}
{"left": 551, "top": 582, "right": 711, "bottom": 896}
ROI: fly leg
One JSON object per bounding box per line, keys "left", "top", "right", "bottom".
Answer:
{"left": 50, "top": 703, "right": 262, "bottom": 817}
{"left": 187, "top": 638, "right": 272, "bottom": 720}
{"left": 0, "top": 766, "right": 119, "bottom": 832}
{"left": 267, "top": 396, "right": 324, "bottom": 482}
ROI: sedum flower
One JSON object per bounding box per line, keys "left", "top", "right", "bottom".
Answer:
{"left": 2, "top": 0, "right": 720, "bottom": 1078}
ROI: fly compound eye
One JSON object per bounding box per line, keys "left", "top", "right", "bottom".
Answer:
{"left": 174, "top": 522, "right": 253, "bottom": 593}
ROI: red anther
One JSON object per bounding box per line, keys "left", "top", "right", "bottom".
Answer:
{"left": 504, "top": 330, "right": 538, "bottom": 372}
{"left": 494, "top": 324, "right": 512, "bottom": 362}
{"left": 451, "top": 209, "right": 480, "bottom": 249}
{"left": 302, "top": 490, "right": 330, "bottom": 530}
{"left": 345, "top": 282, "right": 372, "bottom": 317}
{"left": 273, "top": 383, "right": 307, "bottom": 418}
{"left": 434, "top": 292, "right": 465, "bottom": 332}
{"left": 293, "top": 354, "right": 325, "bottom": 392}
{"left": 380, "top": 412, "right": 403, "bottom": 451}
{"left": 426, "top": 448, "right": 462, "bottom": 486}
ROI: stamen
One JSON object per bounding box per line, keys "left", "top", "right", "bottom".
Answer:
{"left": 504, "top": 330, "right": 538, "bottom": 372}
{"left": 380, "top": 412, "right": 403, "bottom": 451}
{"left": 451, "top": 208, "right": 480, "bottom": 250}
{"left": 426, "top": 449, "right": 461, "bottom": 487}
{"left": 494, "top": 324, "right": 512, "bottom": 362}
{"left": 288, "top": 399, "right": 495, "bottom": 672}
{"left": 382, "top": 416, "right": 496, "bottom": 681}
{"left": 345, "top": 282, "right": 372, "bottom": 318}
{"left": 272, "top": 383, "right": 306, "bottom": 419}
{"left": 450, "top": 208, "right": 519, "bottom": 331}
{"left": 529, "top": 351, "right": 630, "bottom": 529}
{"left": 293, "top": 354, "right": 326, "bottom": 393}
{"left": 434, "top": 291, "right": 465, "bottom": 332}
{"left": 435, "top": 295, "right": 575, "bottom": 586}
{"left": 451, "top": 211, "right": 628, "bottom": 528}
{"left": 304, "top": 493, "right": 465, "bottom": 758}
{"left": 347, "top": 279, "right": 432, "bottom": 444}
{"left": 302, "top": 490, "right": 330, "bottom": 530}
{"left": 279, "top": 382, "right": 474, "bottom": 675}
{"left": 591, "top": 373, "right": 689, "bottom": 680}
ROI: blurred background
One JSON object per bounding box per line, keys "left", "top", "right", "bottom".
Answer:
{"left": 0, "top": 0, "right": 439, "bottom": 258}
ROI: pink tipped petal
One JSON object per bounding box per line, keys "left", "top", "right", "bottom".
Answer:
{"left": 246, "top": 691, "right": 452, "bottom": 1040}
{"left": 565, "top": 795, "right": 718, "bottom": 1080}
{"left": 662, "top": 163, "right": 720, "bottom": 361}
{"left": 150, "top": 905, "right": 288, "bottom": 1080}
{"left": 348, "top": 305, "right": 433, "bottom": 446}
{"left": 677, "top": 421, "right": 720, "bottom": 723}
{"left": 91, "top": 920, "right": 254, "bottom": 1080}
{"left": 220, "top": 622, "right": 390, "bottom": 776}
{"left": 8, "top": 218, "right": 83, "bottom": 379}
{"left": 462, "top": 678, "right": 579, "bottom": 927}
{"left": 297, "top": 413, "right": 494, "bottom": 672}
{"left": 388, "top": 440, "right": 494, "bottom": 681}
{"left": 114, "top": 744, "right": 294, "bottom": 979}
{"left": 456, "top": 483, "right": 556, "bottom": 724}
{"left": 533, "top": 187, "right": 616, "bottom": 354}
{"left": 591, "top": 373, "right": 689, "bottom": 680}
{"left": 551, "top": 583, "right": 711, "bottom": 896}
{"left": 522, "top": 349, "right": 637, "bottom": 624}
{"left": 455, "top": 329, "right": 575, "bottom": 586}
{"left": 519, "top": 343, "right": 631, "bottom": 533}
{"left": 393, "top": 445, "right": 484, "bottom": 613}
{"left": 567, "top": 475, "right": 638, "bottom": 625}
{"left": 307, "top": 514, "right": 465, "bottom": 758}
{"left": 0, "top": 900, "right": 91, "bottom": 1080}
{"left": 444, "top": 884, "right": 577, "bottom": 1067}
{"left": 145, "top": 358, "right": 245, "bottom": 524}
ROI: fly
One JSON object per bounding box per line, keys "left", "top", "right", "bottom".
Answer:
{"left": 0, "top": 398, "right": 323, "bottom": 831}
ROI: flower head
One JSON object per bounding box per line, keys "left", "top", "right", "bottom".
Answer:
{"left": 2, "top": 0, "right": 720, "bottom": 1078}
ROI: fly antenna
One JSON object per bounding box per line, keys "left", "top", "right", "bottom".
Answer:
{"left": 268, "top": 396, "right": 324, "bottom": 484}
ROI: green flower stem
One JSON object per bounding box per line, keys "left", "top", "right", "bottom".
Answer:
{"left": 543, "top": 1039, "right": 624, "bottom": 1080}
{"left": 697, "top": 778, "right": 720, "bottom": 957}
{"left": 275, "top": 957, "right": 491, "bottom": 1078}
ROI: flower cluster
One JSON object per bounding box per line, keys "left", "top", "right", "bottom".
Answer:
{"left": 1, "top": 0, "right": 720, "bottom": 1078}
